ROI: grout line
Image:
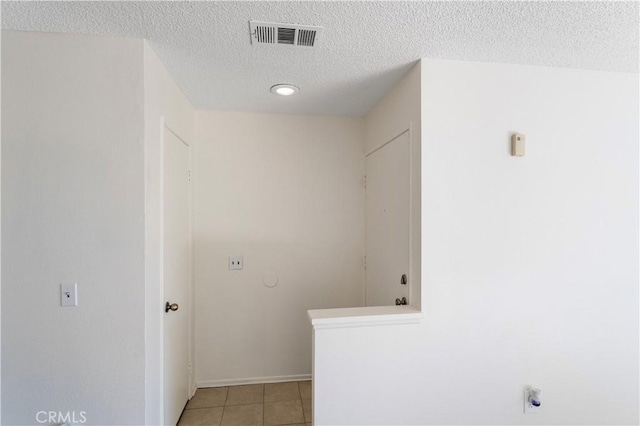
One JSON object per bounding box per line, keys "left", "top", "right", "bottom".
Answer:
{"left": 298, "top": 381, "right": 306, "bottom": 424}
{"left": 220, "top": 385, "right": 230, "bottom": 425}
{"left": 215, "top": 381, "right": 310, "bottom": 425}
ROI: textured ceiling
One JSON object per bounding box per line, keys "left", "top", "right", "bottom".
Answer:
{"left": 2, "top": 1, "right": 638, "bottom": 116}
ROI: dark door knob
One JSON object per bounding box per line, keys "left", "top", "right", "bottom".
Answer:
{"left": 395, "top": 297, "right": 407, "bottom": 306}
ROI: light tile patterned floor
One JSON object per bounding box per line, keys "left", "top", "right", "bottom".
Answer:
{"left": 177, "top": 381, "right": 312, "bottom": 426}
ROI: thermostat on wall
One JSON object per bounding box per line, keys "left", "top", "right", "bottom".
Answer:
{"left": 511, "top": 133, "right": 525, "bottom": 156}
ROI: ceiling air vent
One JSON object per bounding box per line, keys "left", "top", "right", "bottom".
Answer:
{"left": 249, "top": 21, "right": 322, "bottom": 48}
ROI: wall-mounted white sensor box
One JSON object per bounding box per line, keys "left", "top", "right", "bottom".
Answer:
{"left": 511, "top": 133, "right": 525, "bottom": 156}
{"left": 60, "top": 283, "right": 78, "bottom": 307}
{"left": 229, "top": 256, "right": 243, "bottom": 270}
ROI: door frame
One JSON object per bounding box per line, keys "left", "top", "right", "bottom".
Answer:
{"left": 160, "top": 117, "right": 195, "bottom": 424}
{"left": 364, "top": 125, "right": 414, "bottom": 305}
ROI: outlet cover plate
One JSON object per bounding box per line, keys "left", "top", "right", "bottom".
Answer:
{"left": 229, "top": 256, "right": 243, "bottom": 270}
{"left": 524, "top": 390, "right": 542, "bottom": 414}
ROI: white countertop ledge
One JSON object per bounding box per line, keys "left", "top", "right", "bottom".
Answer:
{"left": 307, "top": 306, "right": 423, "bottom": 329}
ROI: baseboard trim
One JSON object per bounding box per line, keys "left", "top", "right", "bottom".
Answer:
{"left": 197, "top": 374, "right": 312, "bottom": 388}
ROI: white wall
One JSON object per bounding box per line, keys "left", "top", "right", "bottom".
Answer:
{"left": 143, "top": 41, "right": 195, "bottom": 424}
{"left": 313, "top": 59, "right": 639, "bottom": 425}
{"left": 1, "top": 31, "right": 146, "bottom": 424}
{"left": 365, "top": 61, "right": 422, "bottom": 308}
{"left": 194, "top": 111, "right": 365, "bottom": 386}
{"left": 0, "top": 28, "right": 3, "bottom": 426}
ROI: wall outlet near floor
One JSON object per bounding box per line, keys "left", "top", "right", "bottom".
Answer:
{"left": 523, "top": 390, "right": 542, "bottom": 414}
{"left": 229, "top": 256, "right": 243, "bottom": 270}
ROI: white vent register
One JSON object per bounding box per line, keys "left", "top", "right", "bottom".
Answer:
{"left": 249, "top": 21, "right": 322, "bottom": 47}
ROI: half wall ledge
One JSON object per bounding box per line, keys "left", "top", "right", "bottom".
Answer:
{"left": 307, "top": 305, "right": 423, "bottom": 330}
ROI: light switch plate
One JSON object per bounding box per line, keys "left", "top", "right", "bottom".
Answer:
{"left": 229, "top": 256, "right": 243, "bottom": 270}
{"left": 61, "top": 283, "right": 78, "bottom": 307}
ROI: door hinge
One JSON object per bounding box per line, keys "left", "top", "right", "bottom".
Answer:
{"left": 188, "top": 170, "right": 192, "bottom": 184}
{"left": 363, "top": 175, "right": 367, "bottom": 189}
{"left": 363, "top": 255, "right": 367, "bottom": 270}
{"left": 188, "top": 362, "right": 192, "bottom": 375}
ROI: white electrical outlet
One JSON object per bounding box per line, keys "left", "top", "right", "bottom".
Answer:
{"left": 60, "top": 283, "right": 78, "bottom": 307}
{"left": 229, "top": 256, "right": 243, "bottom": 270}
{"left": 523, "top": 390, "right": 542, "bottom": 414}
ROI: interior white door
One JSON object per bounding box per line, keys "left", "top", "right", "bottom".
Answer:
{"left": 163, "top": 127, "right": 190, "bottom": 425}
{"left": 365, "top": 131, "right": 411, "bottom": 307}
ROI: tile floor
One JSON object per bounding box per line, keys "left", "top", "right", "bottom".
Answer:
{"left": 177, "top": 381, "right": 312, "bottom": 426}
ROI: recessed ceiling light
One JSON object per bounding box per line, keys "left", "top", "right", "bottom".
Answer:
{"left": 271, "top": 84, "right": 299, "bottom": 96}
